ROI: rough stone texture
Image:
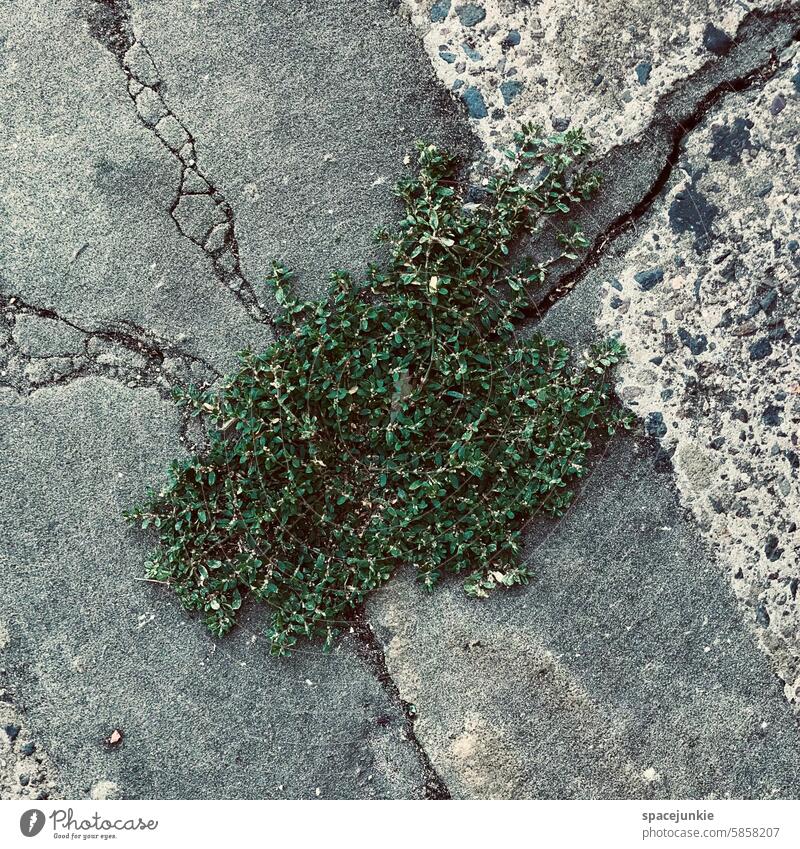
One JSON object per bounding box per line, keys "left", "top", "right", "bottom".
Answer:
{"left": 1, "top": 616, "right": 60, "bottom": 801}
{"left": 401, "top": 0, "right": 788, "bottom": 154}
{"left": 395, "top": 0, "right": 800, "bottom": 798}
{"left": 596, "top": 51, "right": 800, "bottom": 708}
{"left": 0, "top": 699, "right": 59, "bottom": 801}
{"left": 2, "top": 0, "right": 799, "bottom": 801}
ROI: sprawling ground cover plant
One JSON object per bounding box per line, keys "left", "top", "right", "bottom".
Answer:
{"left": 129, "top": 125, "right": 629, "bottom": 654}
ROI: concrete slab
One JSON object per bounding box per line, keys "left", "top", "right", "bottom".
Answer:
{"left": 0, "top": 378, "right": 428, "bottom": 799}
{"left": 389, "top": 0, "right": 800, "bottom": 797}
{"left": 369, "top": 435, "right": 800, "bottom": 798}
{"left": 1, "top": 0, "right": 797, "bottom": 801}
{"left": 401, "top": 0, "right": 791, "bottom": 153}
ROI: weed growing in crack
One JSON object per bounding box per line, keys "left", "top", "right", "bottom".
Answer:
{"left": 128, "top": 125, "right": 630, "bottom": 655}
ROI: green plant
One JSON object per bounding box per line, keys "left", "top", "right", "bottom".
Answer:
{"left": 128, "top": 125, "right": 629, "bottom": 655}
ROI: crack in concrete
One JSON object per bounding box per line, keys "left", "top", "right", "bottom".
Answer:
{"left": 340, "top": 9, "right": 798, "bottom": 774}
{"left": 351, "top": 612, "right": 451, "bottom": 800}
{"left": 0, "top": 291, "right": 219, "bottom": 398}
{"left": 521, "top": 6, "right": 800, "bottom": 321}
{"left": 82, "top": 1, "right": 799, "bottom": 333}
{"left": 85, "top": 1, "right": 275, "bottom": 328}
{"left": 74, "top": 0, "right": 796, "bottom": 793}
{"left": 81, "top": 5, "right": 464, "bottom": 786}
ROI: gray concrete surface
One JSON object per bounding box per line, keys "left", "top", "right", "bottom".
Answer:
{"left": 0, "top": 0, "right": 269, "bottom": 376}
{"left": 1, "top": 0, "right": 799, "bottom": 800}
{"left": 596, "top": 49, "right": 800, "bottom": 710}
{"left": 369, "top": 434, "right": 800, "bottom": 798}
{"left": 1, "top": 0, "right": 470, "bottom": 800}
{"left": 129, "top": 0, "right": 476, "bottom": 302}
{"left": 0, "top": 378, "right": 429, "bottom": 799}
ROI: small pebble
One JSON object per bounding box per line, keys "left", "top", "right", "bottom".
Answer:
{"left": 762, "top": 404, "right": 782, "bottom": 427}
{"left": 462, "top": 86, "right": 488, "bottom": 119}
{"left": 456, "top": 3, "right": 486, "bottom": 27}
{"left": 645, "top": 412, "right": 667, "bottom": 438}
{"left": 635, "top": 61, "right": 652, "bottom": 85}
{"left": 703, "top": 23, "right": 733, "bottom": 56}
{"left": 430, "top": 0, "right": 451, "bottom": 23}
{"left": 770, "top": 95, "right": 786, "bottom": 116}
{"left": 500, "top": 80, "right": 524, "bottom": 105}
{"left": 749, "top": 338, "right": 772, "bottom": 361}
{"left": 634, "top": 267, "right": 664, "bottom": 291}
{"left": 462, "top": 41, "right": 482, "bottom": 61}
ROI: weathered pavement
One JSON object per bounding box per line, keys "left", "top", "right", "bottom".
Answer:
{"left": 2, "top": 0, "right": 800, "bottom": 799}
{"left": 1, "top": 0, "right": 470, "bottom": 800}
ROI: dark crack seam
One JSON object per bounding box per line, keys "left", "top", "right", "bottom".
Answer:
{"left": 350, "top": 612, "right": 452, "bottom": 800}
{"left": 1, "top": 292, "right": 220, "bottom": 417}
{"left": 129, "top": 49, "right": 273, "bottom": 327}
{"left": 1, "top": 307, "right": 210, "bottom": 454}
{"left": 1, "top": 292, "right": 219, "bottom": 378}
{"left": 85, "top": 2, "right": 275, "bottom": 329}
{"left": 521, "top": 6, "right": 800, "bottom": 320}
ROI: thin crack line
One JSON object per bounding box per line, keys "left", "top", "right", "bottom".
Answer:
{"left": 1, "top": 290, "right": 220, "bottom": 401}
{"left": 85, "top": 2, "right": 277, "bottom": 331}
{"left": 123, "top": 40, "right": 276, "bottom": 329}
{"left": 518, "top": 6, "right": 800, "bottom": 321}
{"left": 1, "top": 292, "right": 220, "bottom": 377}
{"left": 350, "top": 611, "right": 452, "bottom": 800}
